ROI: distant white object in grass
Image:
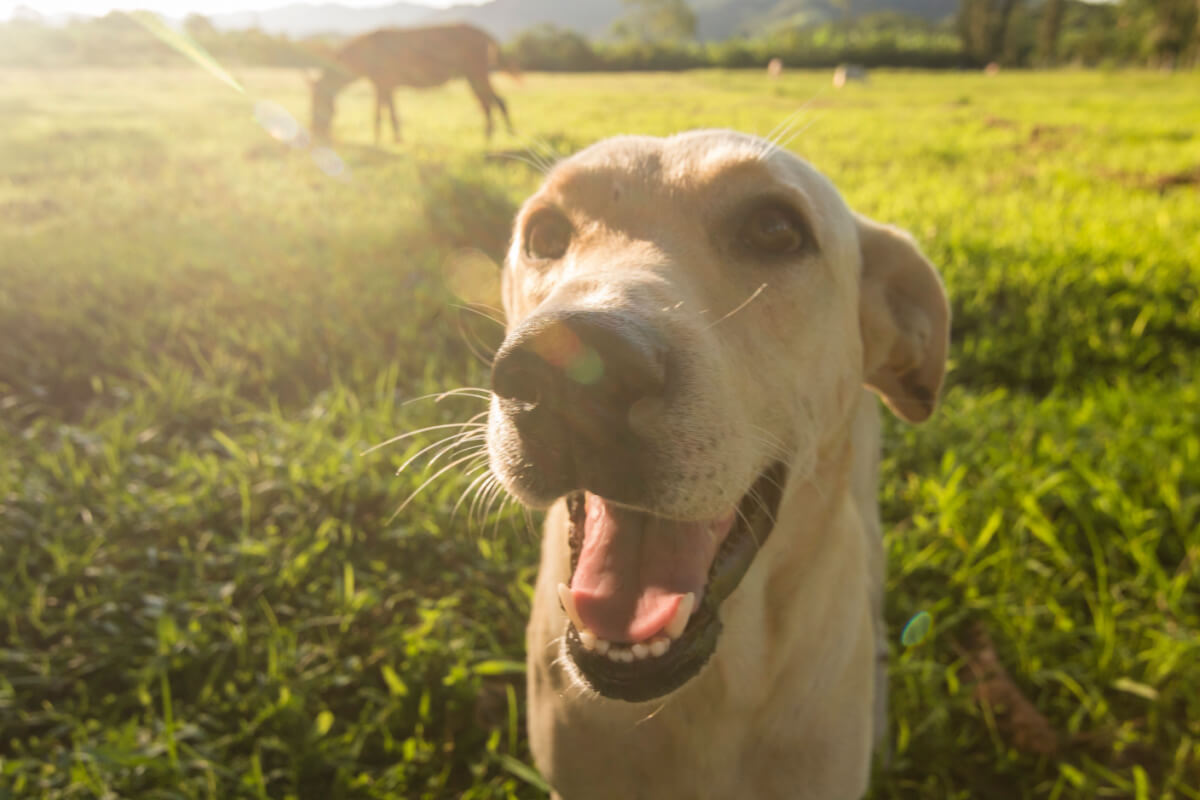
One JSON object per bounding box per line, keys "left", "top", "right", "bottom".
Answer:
{"left": 901, "top": 611, "right": 932, "bottom": 647}
{"left": 832, "top": 64, "right": 869, "bottom": 88}
{"left": 767, "top": 58, "right": 784, "bottom": 79}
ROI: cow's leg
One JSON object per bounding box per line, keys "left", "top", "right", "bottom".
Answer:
{"left": 385, "top": 91, "right": 401, "bottom": 143}
{"left": 373, "top": 85, "right": 385, "bottom": 145}
{"left": 490, "top": 82, "right": 515, "bottom": 135}
{"left": 465, "top": 76, "right": 495, "bottom": 140}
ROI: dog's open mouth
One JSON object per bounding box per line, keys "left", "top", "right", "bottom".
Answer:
{"left": 559, "top": 462, "right": 787, "bottom": 702}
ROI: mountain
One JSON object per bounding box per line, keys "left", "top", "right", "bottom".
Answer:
{"left": 204, "top": 0, "right": 960, "bottom": 41}
{"left": 208, "top": 2, "right": 435, "bottom": 36}
{"left": 426, "top": 0, "right": 625, "bottom": 40}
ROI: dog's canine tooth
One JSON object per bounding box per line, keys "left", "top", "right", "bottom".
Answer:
{"left": 557, "top": 582, "right": 587, "bottom": 632}
{"left": 594, "top": 638, "right": 611, "bottom": 655}
{"left": 579, "top": 628, "right": 598, "bottom": 651}
{"left": 649, "top": 636, "right": 670, "bottom": 657}
{"left": 665, "top": 592, "right": 695, "bottom": 639}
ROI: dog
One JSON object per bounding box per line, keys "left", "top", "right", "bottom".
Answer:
{"left": 484, "top": 130, "right": 949, "bottom": 799}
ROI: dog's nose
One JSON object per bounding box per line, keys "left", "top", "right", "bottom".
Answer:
{"left": 491, "top": 311, "right": 667, "bottom": 438}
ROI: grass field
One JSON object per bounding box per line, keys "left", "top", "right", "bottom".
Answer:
{"left": 1, "top": 66, "right": 1198, "bottom": 799}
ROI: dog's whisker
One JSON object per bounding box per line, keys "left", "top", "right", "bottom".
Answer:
{"left": 749, "top": 424, "right": 789, "bottom": 454}
{"left": 453, "top": 467, "right": 497, "bottom": 520}
{"left": 521, "top": 504, "right": 539, "bottom": 543}
{"left": 488, "top": 491, "right": 521, "bottom": 540}
{"left": 747, "top": 429, "right": 791, "bottom": 462}
{"left": 531, "top": 135, "right": 564, "bottom": 159}
{"left": 468, "top": 479, "right": 496, "bottom": 529}
{"left": 464, "top": 471, "right": 497, "bottom": 519}
{"left": 470, "top": 474, "right": 505, "bottom": 529}
{"left": 422, "top": 430, "right": 488, "bottom": 473}
{"left": 389, "top": 450, "right": 492, "bottom": 521}
{"left": 745, "top": 488, "right": 777, "bottom": 529}
{"left": 775, "top": 113, "right": 825, "bottom": 154}
{"left": 760, "top": 110, "right": 810, "bottom": 161}
{"left": 362, "top": 419, "right": 486, "bottom": 456}
{"left": 491, "top": 150, "right": 552, "bottom": 175}
{"left": 755, "top": 470, "right": 789, "bottom": 497}
{"left": 452, "top": 302, "right": 506, "bottom": 327}
{"left": 395, "top": 424, "right": 487, "bottom": 475}
{"left": 528, "top": 135, "right": 565, "bottom": 168}
{"left": 759, "top": 92, "right": 825, "bottom": 160}
{"left": 512, "top": 135, "right": 557, "bottom": 173}
{"left": 449, "top": 463, "right": 493, "bottom": 523}
{"left": 400, "top": 387, "right": 491, "bottom": 408}
{"left": 760, "top": 103, "right": 811, "bottom": 153}
{"left": 634, "top": 701, "right": 670, "bottom": 727}
{"left": 705, "top": 283, "right": 767, "bottom": 330}
{"left": 475, "top": 476, "right": 509, "bottom": 532}
{"left": 472, "top": 471, "right": 503, "bottom": 522}
{"left": 454, "top": 309, "right": 501, "bottom": 367}
{"left": 734, "top": 505, "right": 761, "bottom": 550}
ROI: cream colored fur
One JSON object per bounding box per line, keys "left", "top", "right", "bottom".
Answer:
{"left": 487, "top": 130, "right": 949, "bottom": 800}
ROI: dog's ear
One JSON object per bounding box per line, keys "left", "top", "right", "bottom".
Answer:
{"left": 856, "top": 215, "right": 949, "bottom": 423}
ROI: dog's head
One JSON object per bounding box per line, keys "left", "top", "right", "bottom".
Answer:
{"left": 487, "top": 130, "right": 948, "bottom": 702}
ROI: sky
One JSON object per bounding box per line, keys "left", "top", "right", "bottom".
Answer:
{"left": 2, "top": 0, "right": 486, "bottom": 19}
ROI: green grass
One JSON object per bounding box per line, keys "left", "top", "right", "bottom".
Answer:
{"left": 1, "top": 66, "right": 1198, "bottom": 799}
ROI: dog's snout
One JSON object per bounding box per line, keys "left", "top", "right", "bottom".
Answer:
{"left": 492, "top": 312, "right": 667, "bottom": 429}
{"left": 491, "top": 313, "right": 666, "bottom": 419}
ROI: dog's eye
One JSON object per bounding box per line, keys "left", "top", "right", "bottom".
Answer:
{"left": 739, "top": 203, "right": 806, "bottom": 257}
{"left": 525, "top": 211, "right": 572, "bottom": 260}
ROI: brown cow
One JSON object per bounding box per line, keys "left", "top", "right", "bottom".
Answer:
{"left": 309, "top": 24, "right": 516, "bottom": 143}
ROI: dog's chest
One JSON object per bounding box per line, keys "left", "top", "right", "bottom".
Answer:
{"left": 533, "top": 667, "right": 837, "bottom": 800}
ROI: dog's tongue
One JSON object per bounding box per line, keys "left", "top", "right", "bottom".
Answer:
{"left": 570, "top": 493, "right": 735, "bottom": 643}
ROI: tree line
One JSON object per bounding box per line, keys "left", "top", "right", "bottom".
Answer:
{"left": 0, "top": 0, "right": 1197, "bottom": 71}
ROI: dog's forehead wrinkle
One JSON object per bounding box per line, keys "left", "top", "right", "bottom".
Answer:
{"left": 549, "top": 131, "right": 791, "bottom": 206}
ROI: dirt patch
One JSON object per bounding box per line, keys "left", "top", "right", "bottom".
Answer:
{"left": 2, "top": 197, "right": 63, "bottom": 225}
{"left": 1024, "top": 123, "right": 1083, "bottom": 153}
{"left": 983, "top": 115, "right": 1018, "bottom": 129}
{"left": 1150, "top": 165, "right": 1200, "bottom": 193}
{"left": 1099, "top": 164, "right": 1200, "bottom": 194}
{"left": 954, "top": 622, "right": 1060, "bottom": 757}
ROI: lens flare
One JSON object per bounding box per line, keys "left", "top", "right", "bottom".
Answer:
{"left": 127, "top": 12, "right": 244, "bottom": 96}
{"left": 529, "top": 323, "right": 581, "bottom": 369}
{"left": 901, "top": 611, "right": 932, "bottom": 647}
{"left": 253, "top": 100, "right": 306, "bottom": 147}
{"left": 443, "top": 248, "right": 501, "bottom": 308}
{"left": 311, "top": 146, "right": 349, "bottom": 179}
{"left": 126, "top": 11, "right": 347, "bottom": 182}
{"left": 565, "top": 347, "right": 605, "bottom": 386}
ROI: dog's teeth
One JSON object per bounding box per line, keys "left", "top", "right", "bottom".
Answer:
{"left": 631, "top": 643, "right": 649, "bottom": 659}
{"left": 557, "top": 583, "right": 587, "bottom": 632}
{"left": 606, "top": 646, "right": 635, "bottom": 663}
{"left": 578, "top": 628, "right": 597, "bottom": 651}
{"left": 649, "top": 636, "right": 671, "bottom": 657}
{"left": 665, "top": 592, "right": 695, "bottom": 639}
{"left": 594, "top": 638, "right": 611, "bottom": 655}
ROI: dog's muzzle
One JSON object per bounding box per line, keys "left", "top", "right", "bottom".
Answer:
{"left": 490, "top": 310, "right": 667, "bottom": 504}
